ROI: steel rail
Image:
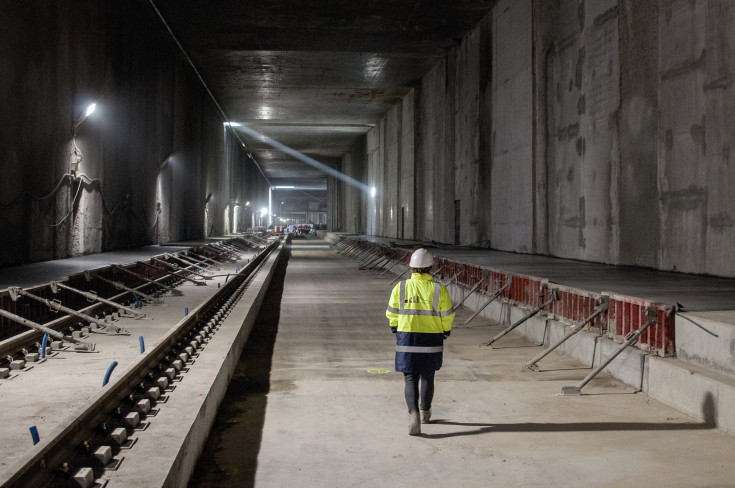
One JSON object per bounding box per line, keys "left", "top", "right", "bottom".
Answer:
{"left": 0, "top": 239, "right": 282, "bottom": 488}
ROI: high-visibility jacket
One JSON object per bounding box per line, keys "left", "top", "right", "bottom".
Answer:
{"left": 386, "top": 273, "right": 455, "bottom": 372}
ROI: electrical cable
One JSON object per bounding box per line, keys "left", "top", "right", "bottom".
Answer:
{"left": 49, "top": 177, "right": 85, "bottom": 227}
{"left": 146, "top": 0, "right": 271, "bottom": 186}
{"left": 0, "top": 170, "right": 159, "bottom": 230}
{"left": 0, "top": 173, "right": 75, "bottom": 210}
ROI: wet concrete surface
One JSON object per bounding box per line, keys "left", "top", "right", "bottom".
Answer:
{"left": 186, "top": 238, "right": 735, "bottom": 488}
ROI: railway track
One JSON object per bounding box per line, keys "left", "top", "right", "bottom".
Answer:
{"left": 0, "top": 236, "right": 280, "bottom": 488}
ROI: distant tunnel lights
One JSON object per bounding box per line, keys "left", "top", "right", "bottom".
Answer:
{"left": 371, "top": 187, "right": 376, "bottom": 198}
{"left": 228, "top": 122, "right": 371, "bottom": 194}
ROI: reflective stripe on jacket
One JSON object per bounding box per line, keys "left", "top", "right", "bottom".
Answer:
{"left": 386, "top": 273, "right": 455, "bottom": 372}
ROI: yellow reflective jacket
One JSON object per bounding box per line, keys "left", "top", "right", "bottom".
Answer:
{"left": 385, "top": 273, "right": 455, "bottom": 333}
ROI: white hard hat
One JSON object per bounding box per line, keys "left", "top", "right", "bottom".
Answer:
{"left": 409, "top": 248, "right": 434, "bottom": 268}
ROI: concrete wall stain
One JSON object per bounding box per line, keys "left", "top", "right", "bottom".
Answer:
{"left": 689, "top": 116, "right": 706, "bottom": 155}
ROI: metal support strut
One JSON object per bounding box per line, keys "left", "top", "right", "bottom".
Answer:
{"left": 451, "top": 271, "right": 490, "bottom": 311}
{"left": 442, "top": 265, "right": 466, "bottom": 287}
{"left": 141, "top": 260, "right": 207, "bottom": 286}
{"left": 390, "top": 267, "right": 411, "bottom": 285}
{"left": 112, "top": 265, "right": 184, "bottom": 297}
{"left": 522, "top": 296, "right": 609, "bottom": 372}
{"left": 50, "top": 281, "right": 146, "bottom": 319}
{"left": 360, "top": 251, "right": 385, "bottom": 270}
{"left": 367, "top": 253, "right": 391, "bottom": 271}
{"left": 464, "top": 276, "right": 512, "bottom": 326}
{"left": 182, "top": 252, "right": 216, "bottom": 269}
{"left": 379, "top": 254, "right": 405, "bottom": 277}
{"left": 561, "top": 306, "right": 658, "bottom": 395}
{"left": 152, "top": 257, "right": 210, "bottom": 281}
{"left": 90, "top": 272, "right": 163, "bottom": 305}
{"left": 171, "top": 253, "right": 207, "bottom": 273}
{"left": 8, "top": 287, "right": 129, "bottom": 335}
{"left": 0, "top": 308, "right": 95, "bottom": 351}
{"left": 485, "top": 288, "right": 557, "bottom": 346}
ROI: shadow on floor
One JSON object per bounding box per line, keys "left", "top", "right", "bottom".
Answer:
{"left": 423, "top": 418, "right": 715, "bottom": 439}
{"left": 188, "top": 251, "right": 289, "bottom": 488}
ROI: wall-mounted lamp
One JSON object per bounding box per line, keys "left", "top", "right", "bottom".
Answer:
{"left": 73, "top": 102, "right": 97, "bottom": 130}
{"left": 371, "top": 187, "right": 377, "bottom": 198}
{"left": 160, "top": 152, "right": 173, "bottom": 170}
{"left": 70, "top": 102, "right": 98, "bottom": 174}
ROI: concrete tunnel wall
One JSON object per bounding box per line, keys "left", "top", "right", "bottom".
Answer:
{"left": 336, "top": 0, "right": 735, "bottom": 278}
{"left": 0, "top": 0, "right": 269, "bottom": 268}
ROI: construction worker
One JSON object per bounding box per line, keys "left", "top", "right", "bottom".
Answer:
{"left": 386, "top": 248, "right": 455, "bottom": 435}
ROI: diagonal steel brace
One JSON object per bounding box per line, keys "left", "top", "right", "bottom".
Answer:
{"left": 561, "top": 306, "right": 659, "bottom": 395}
{"left": 452, "top": 271, "right": 490, "bottom": 310}
{"left": 464, "top": 276, "right": 512, "bottom": 326}
{"left": 442, "top": 265, "right": 466, "bottom": 287}
{"left": 485, "top": 288, "right": 557, "bottom": 346}
{"left": 522, "top": 296, "right": 609, "bottom": 372}
{"left": 50, "top": 281, "right": 146, "bottom": 319}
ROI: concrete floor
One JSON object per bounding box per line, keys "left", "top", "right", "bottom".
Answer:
{"left": 189, "top": 239, "right": 735, "bottom": 488}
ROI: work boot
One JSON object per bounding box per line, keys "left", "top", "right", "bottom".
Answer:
{"left": 420, "top": 409, "right": 431, "bottom": 424}
{"left": 408, "top": 410, "right": 421, "bottom": 435}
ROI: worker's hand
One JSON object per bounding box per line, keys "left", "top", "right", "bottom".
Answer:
{"left": 443, "top": 330, "right": 451, "bottom": 339}
{"left": 391, "top": 326, "right": 397, "bottom": 334}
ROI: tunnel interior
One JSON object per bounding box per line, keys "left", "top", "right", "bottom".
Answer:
{"left": 1, "top": 0, "right": 734, "bottom": 280}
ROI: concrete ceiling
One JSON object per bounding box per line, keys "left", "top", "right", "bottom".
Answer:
{"left": 153, "top": 0, "right": 496, "bottom": 188}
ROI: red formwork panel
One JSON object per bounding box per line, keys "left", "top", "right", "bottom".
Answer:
{"left": 505, "top": 273, "right": 545, "bottom": 308}
{"left": 342, "top": 239, "right": 675, "bottom": 357}
{"left": 485, "top": 270, "right": 507, "bottom": 295}
{"left": 546, "top": 284, "right": 607, "bottom": 331}
{"left": 606, "top": 292, "right": 675, "bottom": 357}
